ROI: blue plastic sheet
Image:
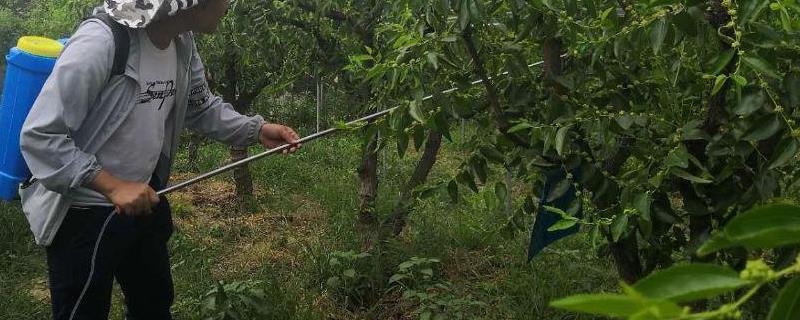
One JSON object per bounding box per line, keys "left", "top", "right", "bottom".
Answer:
{"left": 527, "top": 169, "right": 582, "bottom": 260}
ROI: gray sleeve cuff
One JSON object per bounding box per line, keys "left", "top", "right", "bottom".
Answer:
{"left": 79, "top": 162, "right": 103, "bottom": 188}
{"left": 248, "top": 116, "right": 267, "bottom": 146}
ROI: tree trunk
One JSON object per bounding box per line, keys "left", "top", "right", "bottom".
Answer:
{"left": 542, "top": 37, "right": 564, "bottom": 94}
{"left": 219, "top": 51, "right": 255, "bottom": 197}
{"left": 599, "top": 137, "right": 644, "bottom": 282}
{"left": 230, "top": 145, "right": 253, "bottom": 197}
{"left": 680, "top": 0, "right": 733, "bottom": 261}
{"left": 358, "top": 127, "right": 379, "bottom": 227}
{"left": 385, "top": 131, "right": 443, "bottom": 236}
{"left": 608, "top": 233, "right": 644, "bottom": 283}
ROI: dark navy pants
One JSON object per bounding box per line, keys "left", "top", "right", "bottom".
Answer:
{"left": 46, "top": 195, "right": 174, "bottom": 320}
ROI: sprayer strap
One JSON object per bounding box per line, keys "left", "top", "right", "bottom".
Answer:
{"left": 86, "top": 13, "right": 130, "bottom": 77}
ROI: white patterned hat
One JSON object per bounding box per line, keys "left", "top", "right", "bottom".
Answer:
{"left": 103, "top": 0, "right": 206, "bottom": 28}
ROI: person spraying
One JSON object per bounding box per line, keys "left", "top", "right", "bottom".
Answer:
{"left": 19, "top": 0, "right": 300, "bottom": 319}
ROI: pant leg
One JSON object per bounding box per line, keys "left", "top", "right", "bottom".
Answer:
{"left": 115, "top": 195, "right": 175, "bottom": 320}
{"left": 46, "top": 207, "right": 134, "bottom": 320}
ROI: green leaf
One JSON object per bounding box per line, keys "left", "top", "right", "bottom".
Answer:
{"left": 742, "top": 0, "right": 770, "bottom": 23}
{"left": 665, "top": 145, "right": 690, "bottom": 169}
{"left": 629, "top": 301, "right": 685, "bottom": 320}
{"left": 447, "top": 180, "right": 459, "bottom": 203}
{"left": 768, "top": 138, "right": 799, "bottom": 169}
{"left": 397, "top": 132, "right": 409, "bottom": 158}
{"left": 426, "top": 52, "right": 439, "bottom": 70}
{"left": 343, "top": 269, "right": 356, "bottom": 278}
{"left": 709, "top": 49, "right": 735, "bottom": 75}
{"left": 479, "top": 146, "right": 504, "bottom": 163}
{"left": 671, "top": 168, "right": 712, "bottom": 184}
{"left": 388, "top": 274, "right": 407, "bottom": 284}
{"left": 555, "top": 126, "right": 569, "bottom": 156}
{"left": 615, "top": 113, "right": 634, "bottom": 130}
{"left": 731, "top": 74, "right": 747, "bottom": 86}
{"left": 468, "top": 0, "right": 483, "bottom": 24}
{"left": 635, "top": 193, "right": 653, "bottom": 237}
{"left": 611, "top": 214, "right": 628, "bottom": 242}
{"left": 743, "top": 55, "right": 781, "bottom": 79}
{"left": 508, "top": 122, "right": 534, "bottom": 133}
{"left": 409, "top": 100, "right": 425, "bottom": 123}
{"left": 634, "top": 193, "right": 651, "bottom": 220}
{"left": 326, "top": 276, "right": 341, "bottom": 288}
{"left": 547, "top": 178, "right": 571, "bottom": 202}
{"left": 633, "top": 264, "right": 750, "bottom": 303}
{"left": 494, "top": 181, "right": 507, "bottom": 202}
{"left": 733, "top": 90, "right": 766, "bottom": 115}
{"left": 723, "top": 204, "right": 800, "bottom": 250}
{"left": 768, "top": 277, "right": 800, "bottom": 320}
{"left": 650, "top": 17, "right": 668, "bottom": 54}
{"left": 548, "top": 219, "right": 578, "bottom": 232}
{"left": 743, "top": 114, "right": 782, "bottom": 141}
{"left": 550, "top": 294, "right": 647, "bottom": 317}
{"left": 471, "top": 160, "right": 487, "bottom": 184}
{"left": 697, "top": 232, "right": 736, "bottom": 256}
{"left": 672, "top": 11, "right": 697, "bottom": 36}
{"left": 458, "top": 0, "right": 471, "bottom": 31}
{"left": 543, "top": 205, "right": 570, "bottom": 218}
{"left": 712, "top": 74, "right": 728, "bottom": 95}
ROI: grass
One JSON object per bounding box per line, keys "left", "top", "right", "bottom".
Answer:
{"left": 0, "top": 132, "right": 618, "bottom": 319}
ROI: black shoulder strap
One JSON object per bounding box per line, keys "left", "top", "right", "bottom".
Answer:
{"left": 85, "top": 13, "right": 130, "bottom": 77}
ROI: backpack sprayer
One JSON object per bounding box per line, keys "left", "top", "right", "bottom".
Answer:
{"left": 1, "top": 34, "right": 554, "bottom": 320}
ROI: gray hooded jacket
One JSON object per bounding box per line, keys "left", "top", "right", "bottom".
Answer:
{"left": 20, "top": 15, "right": 265, "bottom": 246}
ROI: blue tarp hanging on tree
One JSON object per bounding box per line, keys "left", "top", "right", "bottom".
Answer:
{"left": 527, "top": 169, "right": 582, "bottom": 261}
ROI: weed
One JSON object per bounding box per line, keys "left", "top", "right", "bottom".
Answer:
{"left": 389, "top": 257, "right": 486, "bottom": 320}
{"left": 200, "top": 279, "right": 300, "bottom": 320}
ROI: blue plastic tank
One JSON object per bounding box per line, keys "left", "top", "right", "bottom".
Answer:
{"left": 0, "top": 36, "right": 63, "bottom": 200}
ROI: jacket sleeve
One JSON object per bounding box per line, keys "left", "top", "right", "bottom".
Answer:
{"left": 20, "top": 20, "right": 113, "bottom": 195}
{"left": 184, "top": 39, "right": 265, "bottom": 147}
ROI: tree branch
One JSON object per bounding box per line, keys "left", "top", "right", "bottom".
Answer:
{"left": 462, "top": 25, "right": 528, "bottom": 146}
{"left": 237, "top": 78, "right": 271, "bottom": 108}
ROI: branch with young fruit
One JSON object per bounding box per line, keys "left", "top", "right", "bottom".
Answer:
{"left": 550, "top": 203, "right": 800, "bottom": 319}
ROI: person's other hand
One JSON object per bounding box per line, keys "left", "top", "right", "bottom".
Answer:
{"left": 91, "top": 170, "right": 160, "bottom": 216}
{"left": 259, "top": 123, "right": 302, "bottom": 154}
{"left": 107, "top": 181, "right": 160, "bottom": 216}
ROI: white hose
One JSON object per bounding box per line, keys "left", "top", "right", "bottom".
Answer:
{"left": 68, "top": 209, "right": 116, "bottom": 320}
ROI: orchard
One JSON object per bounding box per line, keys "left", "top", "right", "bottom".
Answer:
{"left": 1, "top": 0, "right": 800, "bottom": 319}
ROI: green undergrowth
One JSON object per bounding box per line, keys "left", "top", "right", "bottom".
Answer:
{"left": 1, "top": 132, "right": 617, "bottom": 319}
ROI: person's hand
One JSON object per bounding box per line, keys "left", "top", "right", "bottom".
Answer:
{"left": 259, "top": 123, "right": 302, "bottom": 154}
{"left": 107, "top": 181, "right": 160, "bottom": 215}
{"left": 90, "top": 170, "right": 160, "bottom": 216}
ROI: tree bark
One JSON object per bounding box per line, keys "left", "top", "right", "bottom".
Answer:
{"left": 600, "top": 137, "right": 644, "bottom": 283}
{"left": 680, "top": 0, "right": 734, "bottom": 261}
{"left": 358, "top": 126, "right": 379, "bottom": 227}
{"left": 219, "top": 51, "right": 255, "bottom": 197}
{"left": 607, "top": 233, "right": 644, "bottom": 283}
{"left": 462, "top": 25, "right": 528, "bottom": 147}
{"left": 385, "top": 131, "right": 443, "bottom": 236}
{"left": 542, "top": 37, "right": 564, "bottom": 94}
{"left": 229, "top": 146, "right": 253, "bottom": 197}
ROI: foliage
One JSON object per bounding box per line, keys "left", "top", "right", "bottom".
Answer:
{"left": 323, "top": 250, "right": 380, "bottom": 309}
{"left": 551, "top": 203, "right": 800, "bottom": 319}
{"left": 200, "top": 279, "right": 301, "bottom": 320}
{"left": 22, "top": 0, "right": 96, "bottom": 38}
{"left": 197, "top": 0, "right": 310, "bottom": 110}
{"left": 344, "top": 0, "right": 800, "bottom": 282}
{"left": 389, "top": 256, "right": 486, "bottom": 320}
